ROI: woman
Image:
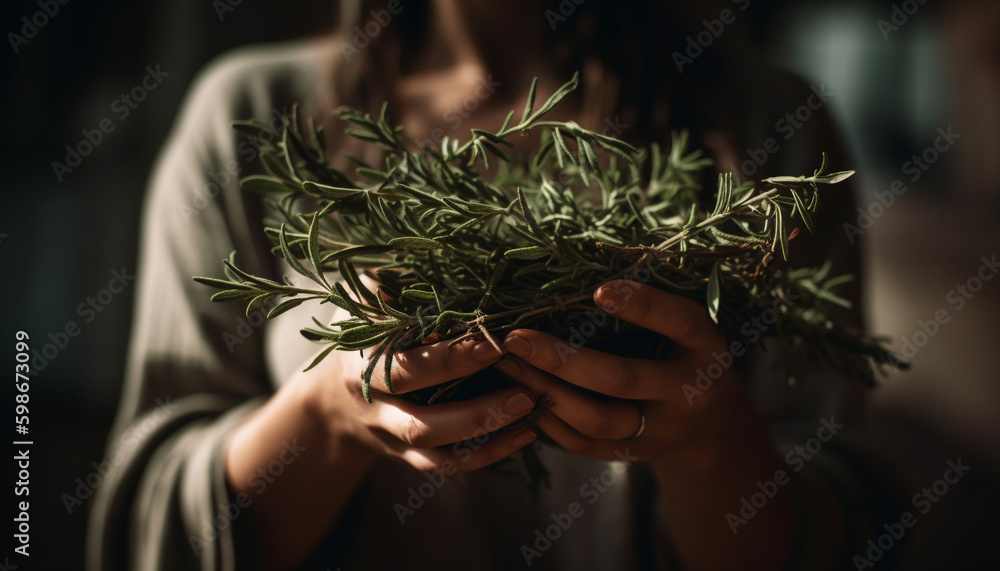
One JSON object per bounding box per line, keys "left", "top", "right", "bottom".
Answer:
{"left": 88, "top": 1, "right": 897, "bottom": 569}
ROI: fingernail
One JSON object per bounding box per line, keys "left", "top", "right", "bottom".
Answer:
{"left": 597, "top": 282, "right": 625, "bottom": 311}
{"left": 494, "top": 357, "right": 523, "bottom": 378}
{"left": 473, "top": 339, "right": 504, "bottom": 363}
{"left": 504, "top": 335, "right": 533, "bottom": 358}
{"left": 597, "top": 282, "right": 626, "bottom": 313}
{"left": 504, "top": 392, "right": 534, "bottom": 416}
{"left": 512, "top": 430, "right": 537, "bottom": 448}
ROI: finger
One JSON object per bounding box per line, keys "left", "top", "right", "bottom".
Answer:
{"left": 367, "top": 336, "right": 506, "bottom": 394}
{"left": 495, "top": 357, "right": 643, "bottom": 440}
{"left": 533, "top": 413, "right": 635, "bottom": 462}
{"left": 503, "top": 329, "right": 672, "bottom": 400}
{"left": 369, "top": 386, "right": 536, "bottom": 449}
{"left": 397, "top": 426, "right": 538, "bottom": 475}
{"left": 594, "top": 280, "right": 724, "bottom": 352}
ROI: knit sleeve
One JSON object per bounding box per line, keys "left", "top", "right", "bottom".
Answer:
{"left": 85, "top": 44, "right": 318, "bottom": 571}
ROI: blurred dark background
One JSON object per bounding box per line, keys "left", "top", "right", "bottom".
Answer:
{"left": 2, "top": 0, "right": 998, "bottom": 568}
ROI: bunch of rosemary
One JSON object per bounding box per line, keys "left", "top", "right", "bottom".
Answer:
{"left": 195, "top": 73, "right": 902, "bottom": 482}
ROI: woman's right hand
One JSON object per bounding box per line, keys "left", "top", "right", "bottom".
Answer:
{"left": 224, "top": 304, "right": 538, "bottom": 569}
{"left": 303, "top": 320, "right": 540, "bottom": 475}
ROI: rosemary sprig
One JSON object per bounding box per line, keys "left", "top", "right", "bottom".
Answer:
{"left": 195, "top": 73, "right": 904, "bottom": 415}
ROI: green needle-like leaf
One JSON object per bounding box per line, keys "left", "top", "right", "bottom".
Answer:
{"left": 193, "top": 72, "right": 905, "bottom": 495}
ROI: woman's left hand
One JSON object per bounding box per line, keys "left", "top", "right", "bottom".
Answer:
{"left": 495, "top": 278, "right": 750, "bottom": 464}
{"left": 498, "top": 279, "right": 799, "bottom": 569}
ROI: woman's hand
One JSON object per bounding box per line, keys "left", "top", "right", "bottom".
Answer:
{"left": 493, "top": 279, "right": 744, "bottom": 464}
{"left": 313, "top": 324, "right": 540, "bottom": 475}
{"left": 492, "top": 279, "right": 796, "bottom": 570}
{"left": 224, "top": 304, "right": 538, "bottom": 569}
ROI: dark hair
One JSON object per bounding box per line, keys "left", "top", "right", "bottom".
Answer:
{"left": 333, "top": 0, "right": 749, "bottom": 148}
